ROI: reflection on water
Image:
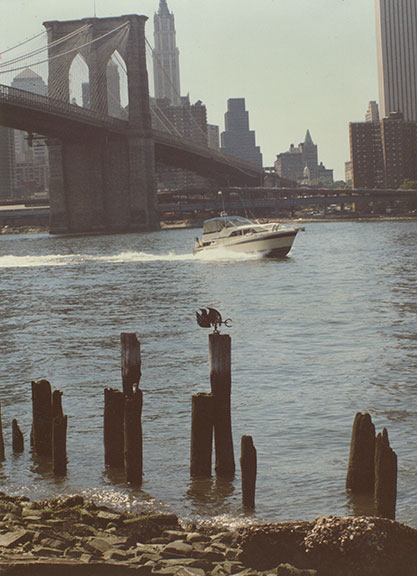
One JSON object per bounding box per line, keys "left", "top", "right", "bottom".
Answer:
{"left": 0, "top": 221, "right": 416, "bottom": 526}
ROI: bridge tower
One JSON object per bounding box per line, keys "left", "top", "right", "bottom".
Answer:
{"left": 43, "top": 15, "right": 159, "bottom": 234}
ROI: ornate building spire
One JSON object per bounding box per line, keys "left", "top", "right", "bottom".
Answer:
{"left": 153, "top": 0, "right": 181, "bottom": 105}
{"left": 158, "top": 0, "right": 170, "bottom": 15}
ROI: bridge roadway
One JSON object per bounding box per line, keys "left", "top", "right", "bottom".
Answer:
{"left": 0, "top": 84, "right": 263, "bottom": 186}
{"left": 157, "top": 187, "right": 417, "bottom": 216}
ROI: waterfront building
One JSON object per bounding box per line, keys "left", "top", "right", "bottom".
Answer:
{"left": 11, "top": 68, "right": 49, "bottom": 197}
{"left": 274, "top": 130, "right": 333, "bottom": 184}
{"left": 375, "top": 0, "right": 417, "bottom": 121}
{"left": 220, "top": 98, "right": 263, "bottom": 166}
{"left": 0, "top": 127, "right": 15, "bottom": 199}
{"left": 350, "top": 111, "right": 417, "bottom": 188}
{"left": 153, "top": 0, "right": 181, "bottom": 105}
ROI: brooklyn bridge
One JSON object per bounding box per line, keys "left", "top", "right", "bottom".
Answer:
{"left": 0, "top": 14, "right": 263, "bottom": 234}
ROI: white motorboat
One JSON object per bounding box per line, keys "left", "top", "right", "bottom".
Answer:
{"left": 193, "top": 215, "right": 304, "bottom": 257}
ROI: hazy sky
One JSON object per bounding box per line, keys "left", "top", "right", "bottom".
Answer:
{"left": 0, "top": 0, "right": 379, "bottom": 179}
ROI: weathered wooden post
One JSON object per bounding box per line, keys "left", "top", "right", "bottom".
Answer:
{"left": 53, "top": 415, "right": 67, "bottom": 476}
{"left": 31, "top": 380, "right": 52, "bottom": 458}
{"left": 191, "top": 393, "right": 214, "bottom": 477}
{"left": 209, "top": 333, "right": 235, "bottom": 478}
{"left": 241, "top": 435, "right": 257, "bottom": 510}
{"left": 52, "top": 390, "right": 63, "bottom": 419}
{"left": 51, "top": 389, "right": 67, "bottom": 476}
{"left": 0, "top": 402, "right": 5, "bottom": 462}
{"left": 124, "top": 389, "right": 143, "bottom": 485}
{"left": 346, "top": 412, "right": 375, "bottom": 493}
{"left": 104, "top": 388, "right": 125, "bottom": 468}
{"left": 121, "top": 333, "right": 141, "bottom": 397}
{"left": 375, "top": 428, "right": 397, "bottom": 520}
{"left": 12, "top": 419, "right": 24, "bottom": 453}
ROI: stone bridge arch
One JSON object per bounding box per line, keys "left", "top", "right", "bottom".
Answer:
{"left": 42, "top": 15, "right": 158, "bottom": 234}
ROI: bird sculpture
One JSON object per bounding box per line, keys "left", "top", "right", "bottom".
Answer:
{"left": 196, "top": 307, "right": 231, "bottom": 333}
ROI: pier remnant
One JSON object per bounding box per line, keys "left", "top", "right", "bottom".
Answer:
{"left": 190, "top": 393, "right": 214, "bottom": 477}
{"left": 375, "top": 428, "right": 397, "bottom": 520}
{"left": 124, "top": 389, "right": 143, "bottom": 485}
{"left": 0, "top": 403, "right": 4, "bottom": 461}
{"left": 104, "top": 388, "right": 125, "bottom": 468}
{"left": 121, "top": 333, "right": 141, "bottom": 397}
{"left": 241, "top": 435, "right": 257, "bottom": 509}
{"left": 12, "top": 419, "right": 24, "bottom": 453}
{"left": 53, "top": 414, "right": 68, "bottom": 476}
{"left": 31, "top": 379, "right": 52, "bottom": 458}
{"left": 209, "top": 333, "right": 235, "bottom": 478}
{"left": 346, "top": 412, "right": 375, "bottom": 493}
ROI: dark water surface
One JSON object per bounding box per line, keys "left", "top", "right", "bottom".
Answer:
{"left": 0, "top": 221, "right": 416, "bottom": 527}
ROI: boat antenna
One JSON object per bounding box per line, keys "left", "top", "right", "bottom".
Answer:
{"left": 218, "top": 190, "right": 227, "bottom": 216}
{"left": 93, "top": 0, "right": 97, "bottom": 17}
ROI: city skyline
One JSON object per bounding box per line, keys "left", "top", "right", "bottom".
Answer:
{"left": 0, "top": 0, "right": 379, "bottom": 180}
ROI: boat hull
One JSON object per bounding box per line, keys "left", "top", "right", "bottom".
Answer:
{"left": 194, "top": 229, "right": 299, "bottom": 257}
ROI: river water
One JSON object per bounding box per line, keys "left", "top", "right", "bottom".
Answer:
{"left": 0, "top": 220, "right": 416, "bottom": 527}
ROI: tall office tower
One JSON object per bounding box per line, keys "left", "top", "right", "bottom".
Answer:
{"left": 220, "top": 98, "right": 263, "bottom": 166}
{"left": 375, "top": 0, "right": 417, "bottom": 121}
{"left": 153, "top": 0, "right": 181, "bottom": 105}
{"left": 207, "top": 124, "right": 220, "bottom": 150}
{"left": 366, "top": 101, "right": 380, "bottom": 123}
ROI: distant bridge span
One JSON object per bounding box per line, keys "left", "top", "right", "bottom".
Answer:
{"left": 0, "top": 83, "right": 262, "bottom": 204}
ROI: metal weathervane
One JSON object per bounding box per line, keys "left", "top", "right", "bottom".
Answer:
{"left": 196, "top": 307, "right": 232, "bottom": 334}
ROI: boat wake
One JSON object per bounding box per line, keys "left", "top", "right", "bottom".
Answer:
{"left": 0, "top": 251, "right": 195, "bottom": 268}
{"left": 0, "top": 248, "right": 264, "bottom": 268}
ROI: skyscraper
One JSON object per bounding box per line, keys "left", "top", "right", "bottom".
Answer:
{"left": 153, "top": 0, "right": 181, "bottom": 105}
{"left": 375, "top": 0, "right": 417, "bottom": 121}
{"left": 220, "top": 99, "right": 263, "bottom": 166}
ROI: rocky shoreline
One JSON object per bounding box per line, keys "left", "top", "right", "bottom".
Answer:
{"left": 0, "top": 493, "right": 417, "bottom": 576}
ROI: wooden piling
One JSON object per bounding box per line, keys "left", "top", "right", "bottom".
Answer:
{"left": 124, "top": 389, "right": 143, "bottom": 485}
{"left": 52, "top": 390, "right": 63, "bottom": 419}
{"left": 12, "top": 419, "right": 24, "bottom": 453}
{"left": 241, "top": 435, "right": 257, "bottom": 510}
{"left": 31, "top": 380, "right": 52, "bottom": 458}
{"left": 52, "top": 415, "right": 67, "bottom": 476}
{"left": 0, "top": 402, "right": 5, "bottom": 462}
{"left": 121, "top": 333, "right": 141, "bottom": 397}
{"left": 209, "top": 333, "right": 235, "bottom": 478}
{"left": 346, "top": 412, "right": 375, "bottom": 493}
{"left": 104, "top": 388, "right": 125, "bottom": 468}
{"left": 190, "top": 393, "right": 214, "bottom": 477}
{"left": 375, "top": 428, "right": 397, "bottom": 520}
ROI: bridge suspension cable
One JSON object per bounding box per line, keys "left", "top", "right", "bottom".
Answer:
{"left": 0, "top": 25, "right": 92, "bottom": 69}
{"left": 0, "top": 21, "right": 129, "bottom": 77}
{"left": 0, "top": 30, "right": 46, "bottom": 57}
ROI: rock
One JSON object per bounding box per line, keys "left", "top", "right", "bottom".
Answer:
{"left": 162, "top": 539, "right": 194, "bottom": 557}
{"left": 0, "top": 530, "right": 33, "bottom": 548}
{"left": 238, "top": 516, "right": 417, "bottom": 576}
{"left": 277, "top": 564, "right": 318, "bottom": 576}
{"left": 85, "top": 536, "right": 115, "bottom": 555}
{"left": 186, "top": 532, "right": 211, "bottom": 543}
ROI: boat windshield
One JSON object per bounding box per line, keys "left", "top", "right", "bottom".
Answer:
{"left": 203, "top": 216, "right": 253, "bottom": 234}
{"left": 224, "top": 216, "right": 253, "bottom": 228}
